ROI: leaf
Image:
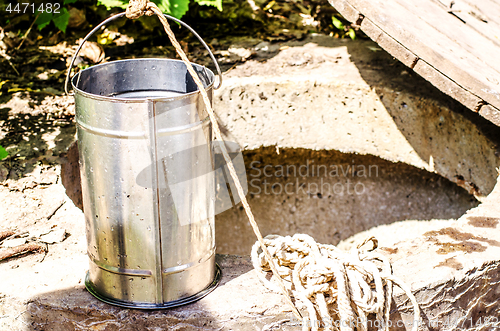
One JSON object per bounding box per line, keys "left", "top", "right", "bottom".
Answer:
{"left": 8, "top": 87, "right": 25, "bottom": 92}
{"left": 97, "top": 32, "right": 115, "bottom": 45}
{"left": 195, "top": 0, "right": 222, "bottom": 11}
{"left": 53, "top": 8, "right": 70, "bottom": 33}
{"left": 95, "top": 0, "right": 191, "bottom": 18}
{"left": 0, "top": 145, "right": 8, "bottom": 161}
{"left": 262, "top": 0, "right": 275, "bottom": 11}
{"left": 347, "top": 28, "right": 356, "bottom": 40}
{"left": 169, "top": 0, "right": 190, "bottom": 18}
{"left": 331, "top": 16, "right": 344, "bottom": 30}
{"left": 97, "top": 0, "right": 128, "bottom": 9}
{"left": 36, "top": 11, "right": 53, "bottom": 30}
{"left": 8, "top": 87, "right": 36, "bottom": 93}
{"left": 63, "top": 0, "right": 78, "bottom": 3}
{"left": 151, "top": 0, "right": 190, "bottom": 18}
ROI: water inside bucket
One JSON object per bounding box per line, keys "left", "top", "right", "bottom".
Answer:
{"left": 113, "top": 90, "right": 185, "bottom": 99}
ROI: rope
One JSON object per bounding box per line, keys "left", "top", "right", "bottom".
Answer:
{"left": 124, "top": 0, "right": 302, "bottom": 321}
{"left": 251, "top": 234, "right": 420, "bottom": 331}
{"left": 124, "top": 3, "right": 421, "bottom": 329}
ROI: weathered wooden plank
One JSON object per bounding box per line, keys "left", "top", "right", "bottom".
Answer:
{"left": 393, "top": 0, "right": 500, "bottom": 74}
{"left": 346, "top": 0, "right": 500, "bottom": 106}
{"left": 450, "top": 0, "right": 500, "bottom": 29}
{"left": 328, "top": 0, "right": 360, "bottom": 23}
{"left": 459, "top": 0, "right": 500, "bottom": 26}
{"left": 435, "top": 0, "right": 500, "bottom": 26}
{"left": 360, "top": 16, "right": 483, "bottom": 112}
{"left": 447, "top": 11, "right": 500, "bottom": 50}
{"left": 413, "top": 60, "right": 483, "bottom": 111}
{"left": 359, "top": 19, "right": 418, "bottom": 68}
{"left": 479, "top": 104, "right": 500, "bottom": 127}
{"left": 328, "top": 0, "right": 500, "bottom": 112}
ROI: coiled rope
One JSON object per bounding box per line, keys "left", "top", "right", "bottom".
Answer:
{"left": 252, "top": 234, "right": 420, "bottom": 331}
{"left": 123, "top": 2, "right": 420, "bottom": 329}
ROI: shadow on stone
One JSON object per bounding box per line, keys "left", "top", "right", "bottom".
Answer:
{"left": 344, "top": 41, "right": 500, "bottom": 197}
{"left": 215, "top": 147, "right": 479, "bottom": 255}
{"left": 61, "top": 141, "right": 82, "bottom": 211}
{"left": 24, "top": 255, "right": 275, "bottom": 331}
{"left": 25, "top": 285, "right": 223, "bottom": 331}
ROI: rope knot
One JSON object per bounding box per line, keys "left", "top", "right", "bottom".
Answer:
{"left": 126, "top": 0, "right": 155, "bottom": 19}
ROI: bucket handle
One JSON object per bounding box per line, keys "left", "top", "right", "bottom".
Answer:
{"left": 65, "top": 12, "right": 223, "bottom": 95}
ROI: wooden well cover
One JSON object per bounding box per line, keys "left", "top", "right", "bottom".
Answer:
{"left": 329, "top": 0, "right": 500, "bottom": 125}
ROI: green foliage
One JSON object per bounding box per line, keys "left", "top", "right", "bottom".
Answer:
{"left": 196, "top": 0, "right": 222, "bottom": 12}
{"left": 167, "top": 0, "right": 190, "bottom": 19}
{"left": 347, "top": 28, "right": 356, "bottom": 40}
{"left": 35, "top": 11, "right": 54, "bottom": 30}
{"left": 52, "top": 8, "right": 71, "bottom": 32}
{"left": 97, "top": 0, "right": 128, "bottom": 9}
{"left": 35, "top": 0, "right": 77, "bottom": 33}
{"left": 97, "top": 0, "right": 222, "bottom": 19}
{"left": 0, "top": 145, "right": 8, "bottom": 161}
{"left": 332, "top": 15, "right": 356, "bottom": 40}
{"left": 331, "top": 16, "right": 344, "bottom": 30}
{"left": 19, "top": 0, "right": 222, "bottom": 32}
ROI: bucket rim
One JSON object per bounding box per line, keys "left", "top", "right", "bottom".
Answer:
{"left": 71, "top": 58, "right": 216, "bottom": 103}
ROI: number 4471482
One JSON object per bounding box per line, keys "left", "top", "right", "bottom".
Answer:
{"left": 5, "top": 3, "right": 61, "bottom": 14}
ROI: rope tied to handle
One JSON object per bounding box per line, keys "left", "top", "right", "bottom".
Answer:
{"left": 252, "top": 234, "right": 421, "bottom": 331}
{"left": 125, "top": 0, "right": 155, "bottom": 19}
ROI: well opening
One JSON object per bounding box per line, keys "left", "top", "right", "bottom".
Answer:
{"left": 214, "top": 147, "right": 480, "bottom": 255}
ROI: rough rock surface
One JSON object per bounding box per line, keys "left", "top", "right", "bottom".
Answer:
{"left": 216, "top": 35, "right": 500, "bottom": 197}
{"left": 215, "top": 147, "right": 478, "bottom": 255}
{"left": 212, "top": 35, "right": 499, "bottom": 254}
{"left": 340, "top": 173, "right": 500, "bottom": 330}
{"left": 1, "top": 174, "right": 499, "bottom": 330}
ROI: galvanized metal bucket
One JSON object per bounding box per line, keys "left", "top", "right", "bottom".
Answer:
{"left": 65, "top": 13, "right": 222, "bottom": 309}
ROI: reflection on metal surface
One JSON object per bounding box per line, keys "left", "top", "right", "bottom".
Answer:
{"left": 76, "top": 119, "right": 147, "bottom": 139}
{"left": 157, "top": 117, "right": 210, "bottom": 136}
{"left": 73, "top": 58, "right": 221, "bottom": 308}
{"left": 85, "top": 265, "right": 222, "bottom": 309}
{"left": 162, "top": 250, "right": 215, "bottom": 275}
{"left": 90, "top": 255, "right": 153, "bottom": 276}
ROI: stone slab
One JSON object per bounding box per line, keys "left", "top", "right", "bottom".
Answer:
{"left": 210, "top": 34, "right": 500, "bottom": 254}
{"left": 339, "top": 173, "right": 500, "bottom": 330}
{"left": 216, "top": 35, "right": 500, "bottom": 197}
{"left": 1, "top": 171, "right": 499, "bottom": 330}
